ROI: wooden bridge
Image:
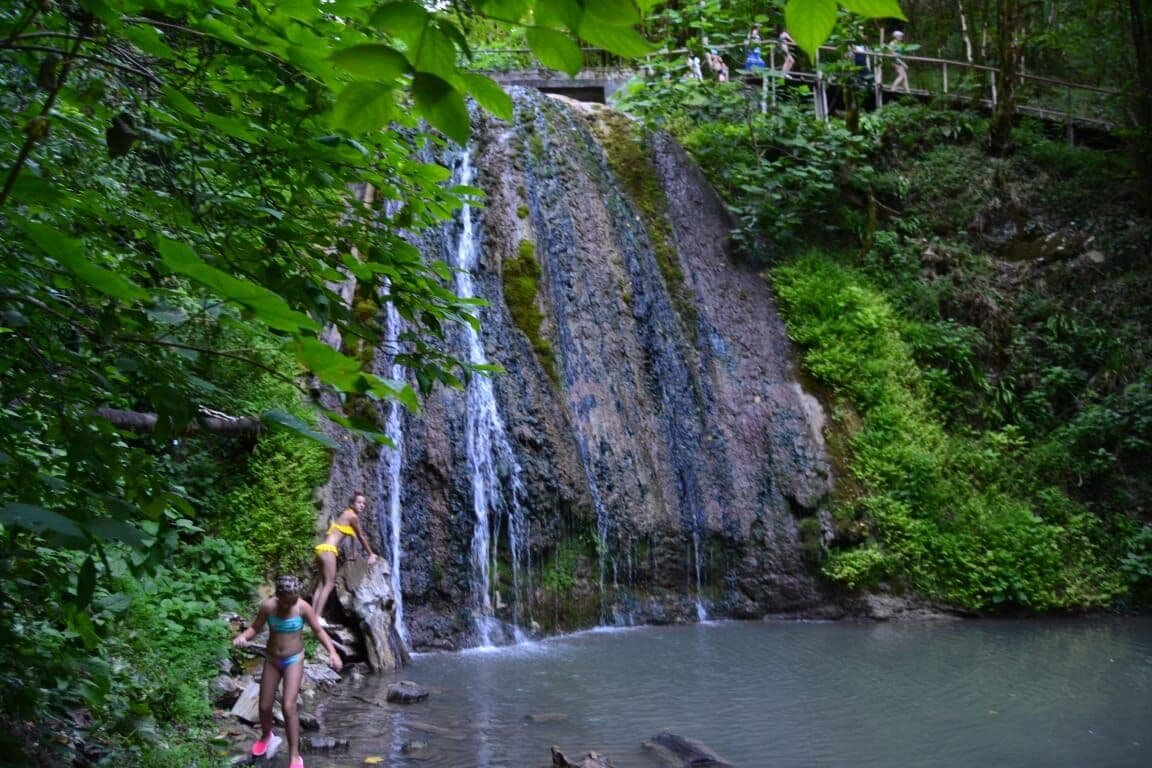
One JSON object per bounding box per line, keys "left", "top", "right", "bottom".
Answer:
{"left": 481, "top": 43, "right": 1121, "bottom": 141}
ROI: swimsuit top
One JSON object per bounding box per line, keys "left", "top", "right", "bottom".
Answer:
{"left": 327, "top": 521, "right": 355, "bottom": 537}
{"left": 267, "top": 613, "right": 304, "bottom": 634}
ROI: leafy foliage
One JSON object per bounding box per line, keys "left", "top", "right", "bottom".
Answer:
{"left": 773, "top": 254, "right": 1124, "bottom": 610}
{"left": 1, "top": 0, "right": 659, "bottom": 762}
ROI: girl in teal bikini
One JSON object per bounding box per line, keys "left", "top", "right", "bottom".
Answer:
{"left": 233, "top": 574, "right": 341, "bottom": 768}
{"left": 311, "top": 492, "right": 378, "bottom": 624}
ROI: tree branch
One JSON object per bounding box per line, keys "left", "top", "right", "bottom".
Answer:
{"left": 95, "top": 407, "right": 263, "bottom": 435}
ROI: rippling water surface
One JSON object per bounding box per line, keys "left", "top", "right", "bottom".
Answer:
{"left": 313, "top": 618, "right": 1152, "bottom": 767}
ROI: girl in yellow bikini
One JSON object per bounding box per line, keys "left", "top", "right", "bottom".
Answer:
{"left": 312, "top": 491, "right": 377, "bottom": 623}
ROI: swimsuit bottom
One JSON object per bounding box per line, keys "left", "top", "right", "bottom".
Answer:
{"left": 314, "top": 543, "right": 339, "bottom": 555}
{"left": 271, "top": 650, "right": 305, "bottom": 671}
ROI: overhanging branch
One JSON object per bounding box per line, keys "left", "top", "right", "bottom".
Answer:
{"left": 95, "top": 407, "right": 262, "bottom": 435}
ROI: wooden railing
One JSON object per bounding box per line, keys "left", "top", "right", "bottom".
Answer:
{"left": 475, "top": 43, "right": 1123, "bottom": 134}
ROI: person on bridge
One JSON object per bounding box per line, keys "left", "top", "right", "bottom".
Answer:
{"left": 888, "top": 30, "right": 910, "bottom": 92}
{"left": 778, "top": 28, "right": 796, "bottom": 77}
{"left": 852, "top": 42, "right": 874, "bottom": 87}
{"left": 706, "top": 49, "right": 729, "bottom": 81}
{"left": 744, "top": 47, "right": 767, "bottom": 72}
{"left": 687, "top": 52, "right": 703, "bottom": 80}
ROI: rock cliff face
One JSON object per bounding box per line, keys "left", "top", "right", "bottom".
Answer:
{"left": 323, "top": 89, "right": 835, "bottom": 651}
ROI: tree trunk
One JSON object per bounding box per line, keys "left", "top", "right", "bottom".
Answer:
{"left": 989, "top": 0, "right": 1022, "bottom": 155}
{"left": 958, "top": 0, "right": 975, "bottom": 63}
{"left": 1130, "top": 0, "right": 1152, "bottom": 215}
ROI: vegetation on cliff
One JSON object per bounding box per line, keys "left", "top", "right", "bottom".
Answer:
{"left": 616, "top": 4, "right": 1152, "bottom": 614}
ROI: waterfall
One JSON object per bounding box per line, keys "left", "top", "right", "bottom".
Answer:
{"left": 380, "top": 298, "right": 410, "bottom": 648}
{"left": 692, "top": 528, "right": 708, "bottom": 621}
{"left": 451, "top": 148, "right": 531, "bottom": 646}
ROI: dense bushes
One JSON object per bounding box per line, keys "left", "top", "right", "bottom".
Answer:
{"left": 773, "top": 255, "right": 1123, "bottom": 610}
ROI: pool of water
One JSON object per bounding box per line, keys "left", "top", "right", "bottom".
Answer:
{"left": 313, "top": 617, "right": 1152, "bottom": 767}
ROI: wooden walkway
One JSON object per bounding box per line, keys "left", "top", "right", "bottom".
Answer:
{"left": 480, "top": 44, "right": 1122, "bottom": 137}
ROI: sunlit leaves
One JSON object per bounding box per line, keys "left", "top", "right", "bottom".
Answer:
{"left": 786, "top": 0, "right": 839, "bottom": 57}
{"left": 332, "top": 81, "right": 396, "bottom": 132}
{"left": 330, "top": 44, "right": 410, "bottom": 81}
{"left": 461, "top": 73, "right": 514, "bottom": 121}
{"left": 413, "top": 72, "right": 470, "bottom": 144}
{"left": 576, "top": 23, "right": 655, "bottom": 58}
{"left": 786, "top": 0, "right": 906, "bottom": 56}
{"left": 841, "top": 0, "right": 906, "bottom": 20}
{"left": 526, "top": 26, "right": 584, "bottom": 75}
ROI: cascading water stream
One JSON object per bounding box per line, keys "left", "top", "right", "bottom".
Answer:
{"left": 450, "top": 149, "right": 531, "bottom": 646}
{"left": 380, "top": 297, "right": 410, "bottom": 648}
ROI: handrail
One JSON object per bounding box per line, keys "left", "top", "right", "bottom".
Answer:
{"left": 475, "top": 44, "right": 1123, "bottom": 131}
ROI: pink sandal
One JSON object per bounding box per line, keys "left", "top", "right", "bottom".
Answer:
{"left": 290, "top": 757, "right": 304, "bottom": 768}
{"left": 250, "top": 732, "right": 281, "bottom": 757}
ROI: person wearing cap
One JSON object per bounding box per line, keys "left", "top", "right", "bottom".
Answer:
{"left": 888, "top": 30, "right": 910, "bottom": 92}
{"left": 233, "top": 574, "right": 342, "bottom": 768}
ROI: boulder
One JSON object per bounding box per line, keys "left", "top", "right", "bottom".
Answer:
{"left": 335, "top": 558, "right": 410, "bottom": 671}
{"left": 642, "top": 732, "right": 732, "bottom": 767}
{"left": 386, "top": 680, "right": 430, "bottom": 704}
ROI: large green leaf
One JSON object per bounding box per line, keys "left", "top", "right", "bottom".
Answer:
{"left": 330, "top": 43, "right": 410, "bottom": 80}
{"left": 20, "top": 222, "right": 150, "bottom": 303}
{"left": 0, "top": 503, "right": 85, "bottom": 542}
{"left": 476, "top": 0, "right": 531, "bottom": 22}
{"left": 262, "top": 409, "right": 340, "bottom": 448}
{"left": 583, "top": 0, "right": 641, "bottom": 27}
{"left": 576, "top": 22, "right": 656, "bottom": 58}
{"left": 412, "top": 73, "right": 470, "bottom": 145}
{"left": 331, "top": 81, "right": 396, "bottom": 133}
{"left": 786, "top": 0, "right": 839, "bottom": 57}
{"left": 526, "top": 26, "right": 585, "bottom": 75}
{"left": 841, "top": 0, "right": 906, "bottom": 20}
{"left": 534, "top": 0, "right": 582, "bottom": 30}
{"left": 461, "top": 73, "right": 513, "bottom": 121}
{"left": 371, "top": 1, "right": 431, "bottom": 42}
{"left": 158, "top": 238, "right": 319, "bottom": 333}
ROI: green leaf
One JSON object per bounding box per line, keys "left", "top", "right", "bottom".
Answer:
{"left": 330, "top": 43, "right": 410, "bottom": 80}
{"left": 475, "top": 0, "right": 530, "bottom": 22}
{"left": 76, "top": 556, "right": 96, "bottom": 608}
{"left": 535, "top": 0, "right": 582, "bottom": 30}
{"left": 407, "top": 24, "right": 460, "bottom": 81}
{"left": 293, "top": 336, "right": 369, "bottom": 391}
{"left": 412, "top": 73, "right": 470, "bottom": 145}
{"left": 576, "top": 22, "right": 656, "bottom": 58}
{"left": 20, "top": 222, "right": 150, "bottom": 303}
{"left": 525, "top": 26, "right": 584, "bottom": 76}
{"left": 331, "top": 81, "right": 396, "bottom": 133}
{"left": 158, "top": 238, "right": 319, "bottom": 333}
{"left": 1, "top": 503, "right": 85, "bottom": 540}
{"left": 461, "top": 73, "right": 513, "bottom": 120}
{"left": 262, "top": 409, "right": 339, "bottom": 448}
{"left": 583, "top": 0, "right": 640, "bottom": 26}
{"left": 85, "top": 518, "right": 148, "bottom": 547}
{"left": 786, "top": 0, "right": 839, "bottom": 57}
{"left": 841, "top": 0, "right": 907, "bottom": 20}
{"left": 371, "top": 1, "right": 430, "bottom": 42}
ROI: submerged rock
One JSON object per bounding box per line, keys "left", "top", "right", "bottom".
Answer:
{"left": 552, "top": 745, "right": 615, "bottom": 767}
{"left": 642, "top": 731, "right": 733, "bottom": 767}
{"left": 385, "top": 680, "right": 430, "bottom": 704}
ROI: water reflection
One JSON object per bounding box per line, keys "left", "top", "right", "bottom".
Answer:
{"left": 316, "top": 619, "right": 1152, "bottom": 767}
